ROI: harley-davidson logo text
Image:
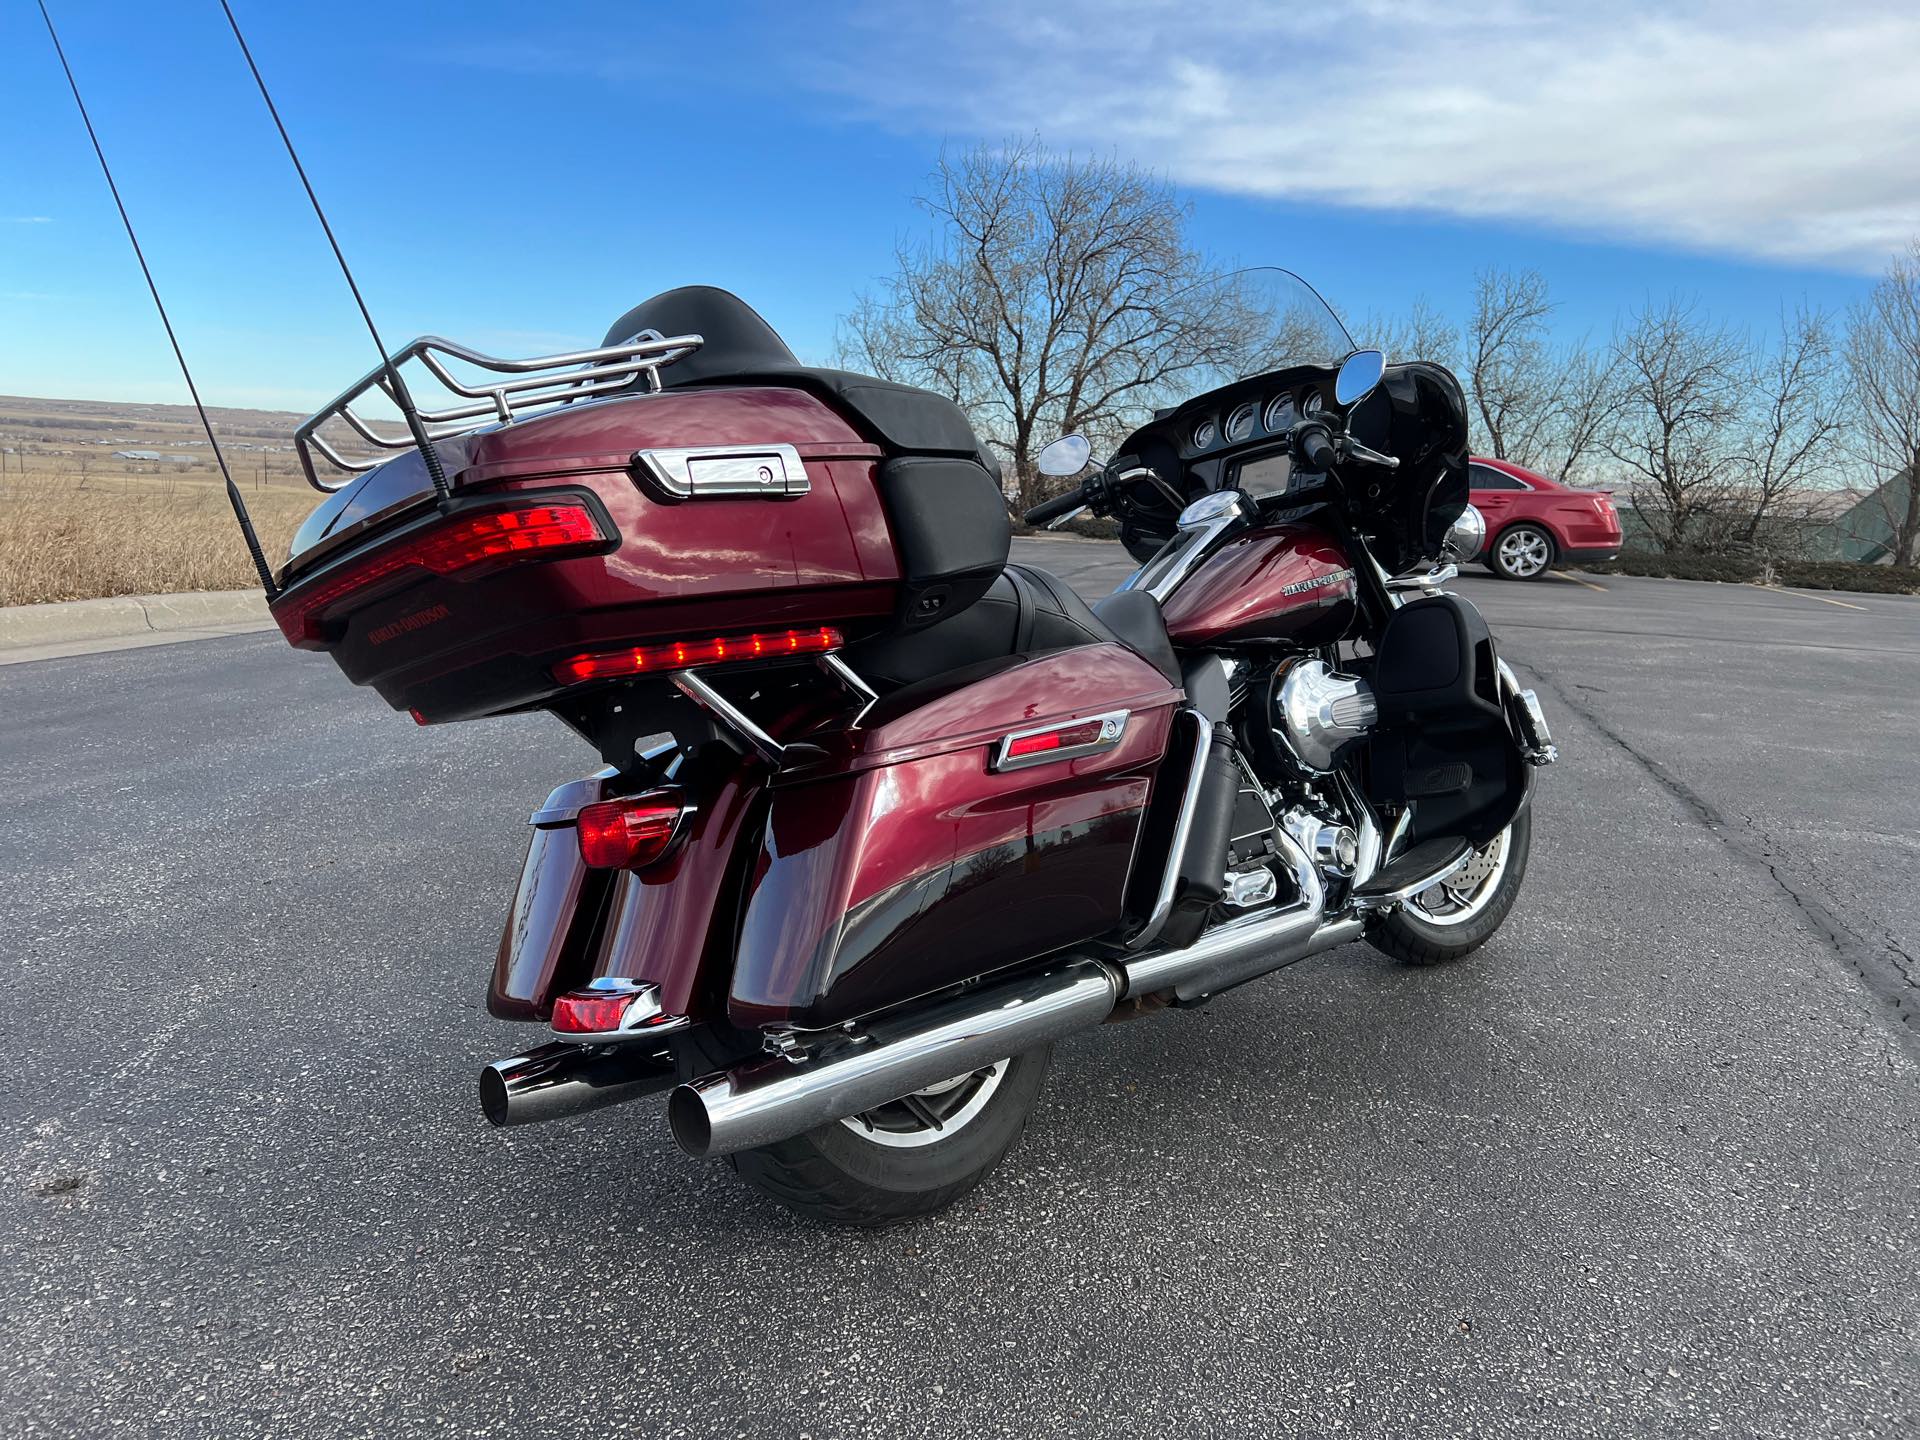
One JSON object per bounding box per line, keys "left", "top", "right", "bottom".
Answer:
{"left": 368, "top": 603, "right": 451, "bottom": 646}
{"left": 1278, "top": 568, "right": 1354, "bottom": 597}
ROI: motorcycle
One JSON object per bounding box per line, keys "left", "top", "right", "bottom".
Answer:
{"left": 270, "top": 268, "right": 1555, "bottom": 1225}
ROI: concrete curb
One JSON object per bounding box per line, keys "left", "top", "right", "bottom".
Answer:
{"left": 0, "top": 589, "right": 271, "bottom": 661}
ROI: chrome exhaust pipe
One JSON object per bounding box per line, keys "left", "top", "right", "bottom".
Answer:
{"left": 1120, "top": 828, "right": 1360, "bottom": 1002}
{"left": 480, "top": 1041, "right": 676, "bottom": 1128}
{"left": 667, "top": 836, "right": 1367, "bottom": 1158}
{"left": 669, "top": 963, "right": 1121, "bottom": 1158}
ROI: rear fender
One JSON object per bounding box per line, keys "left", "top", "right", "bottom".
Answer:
{"left": 487, "top": 745, "right": 766, "bottom": 1023}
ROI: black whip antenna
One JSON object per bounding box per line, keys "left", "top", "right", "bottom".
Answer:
{"left": 215, "top": 0, "right": 452, "bottom": 501}
{"left": 35, "top": 0, "right": 280, "bottom": 599}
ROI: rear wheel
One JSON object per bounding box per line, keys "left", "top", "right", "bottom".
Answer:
{"left": 1366, "top": 810, "right": 1531, "bottom": 966}
{"left": 1489, "top": 523, "right": 1555, "bottom": 580}
{"left": 721, "top": 1048, "right": 1054, "bottom": 1227}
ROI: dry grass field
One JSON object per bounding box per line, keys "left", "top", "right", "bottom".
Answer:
{"left": 0, "top": 395, "right": 324, "bottom": 607}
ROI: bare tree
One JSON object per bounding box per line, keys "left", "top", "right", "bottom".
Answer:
{"left": 1845, "top": 240, "right": 1920, "bottom": 566}
{"left": 835, "top": 139, "right": 1255, "bottom": 510}
{"left": 1604, "top": 298, "right": 1748, "bottom": 552}
{"left": 1467, "top": 268, "right": 1556, "bottom": 462}
{"left": 1358, "top": 296, "right": 1461, "bottom": 372}
{"left": 1731, "top": 305, "right": 1843, "bottom": 550}
{"left": 1545, "top": 341, "right": 1625, "bottom": 485}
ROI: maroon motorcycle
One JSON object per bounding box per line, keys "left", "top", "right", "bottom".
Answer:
{"left": 271, "top": 268, "right": 1555, "bottom": 1225}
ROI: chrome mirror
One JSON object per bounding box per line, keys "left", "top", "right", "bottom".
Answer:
{"left": 1036, "top": 434, "right": 1091, "bottom": 477}
{"left": 1334, "top": 349, "right": 1386, "bottom": 407}
{"left": 1442, "top": 502, "right": 1486, "bottom": 560}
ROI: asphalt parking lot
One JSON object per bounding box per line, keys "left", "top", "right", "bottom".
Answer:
{"left": 2, "top": 543, "right": 1916, "bottom": 1438}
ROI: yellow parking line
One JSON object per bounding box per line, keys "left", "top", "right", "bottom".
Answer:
{"left": 1756, "top": 585, "right": 1868, "bottom": 612}
{"left": 1549, "top": 570, "right": 1608, "bottom": 593}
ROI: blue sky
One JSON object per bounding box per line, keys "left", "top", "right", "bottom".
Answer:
{"left": 3, "top": 1, "right": 1915, "bottom": 409}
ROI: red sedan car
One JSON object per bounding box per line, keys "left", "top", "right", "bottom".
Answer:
{"left": 1466, "top": 457, "right": 1622, "bottom": 580}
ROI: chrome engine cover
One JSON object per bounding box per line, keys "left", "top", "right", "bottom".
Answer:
{"left": 1272, "top": 659, "right": 1377, "bottom": 773}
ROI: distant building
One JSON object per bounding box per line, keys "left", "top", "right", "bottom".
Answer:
{"left": 112, "top": 450, "right": 196, "bottom": 463}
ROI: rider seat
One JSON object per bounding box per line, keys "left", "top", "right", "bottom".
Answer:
{"left": 846, "top": 563, "right": 1179, "bottom": 692}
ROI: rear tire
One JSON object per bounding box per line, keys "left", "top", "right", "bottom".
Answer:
{"left": 684, "top": 1034, "right": 1055, "bottom": 1227}
{"left": 1366, "top": 810, "right": 1531, "bottom": 966}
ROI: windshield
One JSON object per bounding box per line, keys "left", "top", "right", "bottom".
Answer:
{"left": 1174, "top": 267, "right": 1354, "bottom": 397}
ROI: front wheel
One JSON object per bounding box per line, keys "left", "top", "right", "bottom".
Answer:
{"left": 724, "top": 1048, "right": 1054, "bottom": 1227}
{"left": 1488, "top": 523, "right": 1556, "bottom": 580}
{"left": 1366, "top": 810, "right": 1531, "bottom": 966}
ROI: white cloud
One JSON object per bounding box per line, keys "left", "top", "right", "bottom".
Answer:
{"left": 3, "top": 216, "right": 54, "bottom": 224}
{"left": 817, "top": 0, "right": 1920, "bottom": 273}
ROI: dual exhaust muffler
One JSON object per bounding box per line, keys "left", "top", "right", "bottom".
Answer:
{"left": 483, "top": 841, "right": 1360, "bottom": 1154}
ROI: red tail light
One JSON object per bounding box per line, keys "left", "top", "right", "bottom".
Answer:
{"left": 553, "top": 626, "right": 842, "bottom": 685}
{"left": 273, "top": 500, "right": 611, "bottom": 646}
{"left": 576, "top": 793, "right": 685, "bottom": 870}
{"left": 549, "top": 980, "right": 682, "bottom": 1038}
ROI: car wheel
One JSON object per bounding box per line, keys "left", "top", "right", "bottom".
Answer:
{"left": 1491, "top": 523, "right": 1555, "bottom": 580}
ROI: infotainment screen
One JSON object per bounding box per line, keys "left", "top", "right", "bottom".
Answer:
{"left": 1234, "top": 451, "right": 1293, "bottom": 499}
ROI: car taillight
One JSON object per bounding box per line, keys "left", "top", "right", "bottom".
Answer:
{"left": 553, "top": 626, "right": 843, "bottom": 685}
{"left": 272, "top": 500, "right": 610, "bottom": 646}
{"left": 576, "top": 793, "right": 685, "bottom": 870}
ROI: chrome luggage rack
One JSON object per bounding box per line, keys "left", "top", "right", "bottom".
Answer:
{"left": 293, "top": 329, "right": 705, "bottom": 492}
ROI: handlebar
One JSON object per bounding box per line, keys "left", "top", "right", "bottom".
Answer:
{"left": 1291, "top": 418, "right": 1338, "bottom": 472}
{"left": 1023, "top": 486, "right": 1089, "bottom": 526}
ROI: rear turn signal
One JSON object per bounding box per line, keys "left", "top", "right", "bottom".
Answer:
{"left": 272, "top": 500, "right": 610, "bottom": 646}
{"left": 576, "top": 793, "right": 686, "bottom": 870}
{"left": 553, "top": 626, "right": 842, "bottom": 685}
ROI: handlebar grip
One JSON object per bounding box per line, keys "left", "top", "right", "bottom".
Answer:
{"left": 1293, "top": 420, "right": 1337, "bottom": 472}
{"left": 1023, "top": 488, "right": 1086, "bottom": 526}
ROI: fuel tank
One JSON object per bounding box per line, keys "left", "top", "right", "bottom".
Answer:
{"left": 1159, "top": 520, "right": 1358, "bottom": 649}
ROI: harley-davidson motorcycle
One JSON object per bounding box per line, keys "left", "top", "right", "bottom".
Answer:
{"left": 271, "top": 268, "right": 1555, "bottom": 1225}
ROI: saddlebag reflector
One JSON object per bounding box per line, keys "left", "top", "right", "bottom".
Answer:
{"left": 990, "top": 710, "right": 1130, "bottom": 771}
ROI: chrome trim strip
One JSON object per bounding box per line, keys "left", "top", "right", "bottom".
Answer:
{"left": 1125, "top": 709, "right": 1212, "bottom": 952}
{"left": 989, "top": 709, "right": 1131, "bottom": 773}
{"left": 1117, "top": 491, "right": 1247, "bottom": 602}
{"left": 671, "top": 669, "right": 785, "bottom": 765}
{"left": 633, "top": 442, "right": 811, "bottom": 500}
{"left": 817, "top": 652, "right": 878, "bottom": 725}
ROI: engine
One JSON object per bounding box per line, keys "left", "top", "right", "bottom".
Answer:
{"left": 1269, "top": 658, "right": 1377, "bottom": 773}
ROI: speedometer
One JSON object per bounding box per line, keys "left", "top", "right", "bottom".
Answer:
{"left": 1263, "top": 393, "right": 1296, "bottom": 432}
{"left": 1302, "top": 390, "right": 1324, "bottom": 417}
{"left": 1224, "top": 402, "right": 1258, "bottom": 444}
{"left": 1191, "top": 417, "right": 1218, "bottom": 450}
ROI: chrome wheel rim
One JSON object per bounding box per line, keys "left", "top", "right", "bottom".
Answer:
{"left": 837, "top": 1062, "right": 1008, "bottom": 1149}
{"left": 1406, "top": 828, "right": 1512, "bottom": 928}
{"left": 1498, "top": 529, "right": 1551, "bottom": 577}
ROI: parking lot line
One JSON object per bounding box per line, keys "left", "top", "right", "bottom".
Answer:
{"left": 1758, "top": 585, "right": 1870, "bottom": 612}
{"left": 1549, "top": 570, "right": 1609, "bottom": 593}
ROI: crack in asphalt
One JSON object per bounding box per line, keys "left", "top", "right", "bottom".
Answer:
{"left": 1512, "top": 653, "right": 1920, "bottom": 1056}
